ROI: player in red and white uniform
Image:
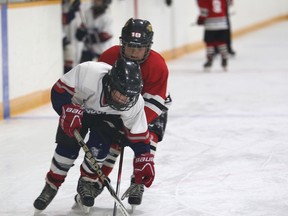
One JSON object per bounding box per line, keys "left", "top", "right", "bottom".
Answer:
{"left": 33, "top": 59, "right": 155, "bottom": 214}
{"left": 197, "top": 0, "right": 230, "bottom": 71}
{"left": 98, "top": 18, "right": 171, "bottom": 206}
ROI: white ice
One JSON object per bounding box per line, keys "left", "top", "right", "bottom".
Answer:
{"left": 1, "top": 21, "right": 288, "bottom": 216}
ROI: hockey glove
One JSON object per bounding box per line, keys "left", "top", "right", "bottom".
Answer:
{"left": 60, "top": 104, "right": 83, "bottom": 137}
{"left": 133, "top": 153, "right": 155, "bottom": 188}
{"left": 197, "top": 16, "right": 205, "bottom": 25}
{"left": 75, "top": 24, "right": 88, "bottom": 41}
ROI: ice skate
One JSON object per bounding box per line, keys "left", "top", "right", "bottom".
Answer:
{"left": 72, "top": 177, "right": 104, "bottom": 214}
{"left": 127, "top": 177, "right": 144, "bottom": 212}
{"left": 228, "top": 49, "right": 236, "bottom": 57}
{"left": 72, "top": 194, "right": 91, "bottom": 214}
{"left": 203, "top": 60, "right": 213, "bottom": 72}
{"left": 33, "top": 182, "right": 58, "bottom": 214}
{"left": 221, "top": 58, "right": 228, "bottom": 71}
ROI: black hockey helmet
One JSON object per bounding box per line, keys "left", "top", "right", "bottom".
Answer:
{"left": 92, "top": 0, "right": 111, "bottom": 6}
{"left": 120, "top": 18, "right": 154, "bottom": 63}
{"left": 104, "top": 58, "right": 143, "bottom": 111}
{"left": 92, "top": 0, "right": 111, "bottom": 15}
{"left": 102, "top": 0, "right": 112, "bottom": 7}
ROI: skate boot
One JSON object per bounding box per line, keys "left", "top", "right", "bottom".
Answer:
{"left": 128, "top": 177, "right": 144, "bottom": 206}
{"left": 33, "top": 182, "right": 58, "bottom": 213}
{"left": 221, "top": 58, "right": 228, "bottom": 71}
{"left": 228, "top": 49, "right": 236, "bottom": 56}
{"left": 203, "top": 60, "right": 213, "bottom": 72}
{"left": 73, "top": 177, "right": 104, "bottom": 213}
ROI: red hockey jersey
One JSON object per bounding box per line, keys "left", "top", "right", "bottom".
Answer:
{"left": 197, "top": 0, "right": 229, "bottom": 30}
{"left": 98, "top": 45, "right": 169, "bottom": 124}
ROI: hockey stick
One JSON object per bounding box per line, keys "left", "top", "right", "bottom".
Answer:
{"left": 113, "top": 145, "right": 125, "bottom": 216}
{"left": 121, "top": 184, "right": 139, "bottom": 200}
{"left": 73, "top": 130, "right": 130, "bottom": 216}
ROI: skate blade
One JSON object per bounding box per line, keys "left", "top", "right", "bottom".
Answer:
{"left": 222, "top": 66, "right": 228, "bottom": 72}
{"left": 72, "top": 194, "right": 91, "bottom": 214}
{"left": 72, "top": 201, "right": 79, "bottom": 210}
{"left": 130, "top": 205, "right": 137, "bottom": 213}
{"left": 34, "top": 208, "right": 43, "bottom": 215}
{"left": 204, "top": 67, "right": 211, "bottom": 72}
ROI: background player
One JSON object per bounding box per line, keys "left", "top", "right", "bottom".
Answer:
{"left": 197, "top": 0, "right": 230, "bottom": 71}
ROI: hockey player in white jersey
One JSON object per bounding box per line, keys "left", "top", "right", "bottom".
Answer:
{"left": 33, "top": 58, "right": 155, "bottom": 214}
{"left": 75, "top": 0, "right": 113, "bottom": 63}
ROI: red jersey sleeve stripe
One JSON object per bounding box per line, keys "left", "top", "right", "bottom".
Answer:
{"left": 53, "top": 79, "right": 75, "bottom": 95}
{"left": 126, "top": 130, "right": 150, "bottom": 144}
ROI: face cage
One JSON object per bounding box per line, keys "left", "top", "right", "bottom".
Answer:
{"left": 120, "top": 39, "right": 152, "bottom": 64}
{"left": 105, "top": 81, "right": 140, "bottom": 111}
{"left": 108, "top": 95, "right": 139, "bottom": 111}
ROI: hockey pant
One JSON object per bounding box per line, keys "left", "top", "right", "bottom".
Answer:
{"left": 46, "top": 114, "right": 123, "bottom": 188}
{"left": 204, "top": 30, "right": 229, "bottom": 61}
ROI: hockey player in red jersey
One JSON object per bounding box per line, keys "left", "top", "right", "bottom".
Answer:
{"left": 33, "top": 59, "right": 155, "bottom": 214}
{"left": 197, "top": 0, "right": 230, "bottom": 71}
{"left": 97, "top": 18, "right": 171, "bottom": 207}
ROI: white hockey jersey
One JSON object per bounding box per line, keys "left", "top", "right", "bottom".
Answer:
{"left": 82, "top": 7, "right": 113, "bottom": 55}
{"left": 54, "top": 61, "right": 148, "bottom": 137}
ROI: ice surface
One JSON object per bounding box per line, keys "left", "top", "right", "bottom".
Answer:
{"left": 1, "top": 21, "right": 288, "bottom": 216}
